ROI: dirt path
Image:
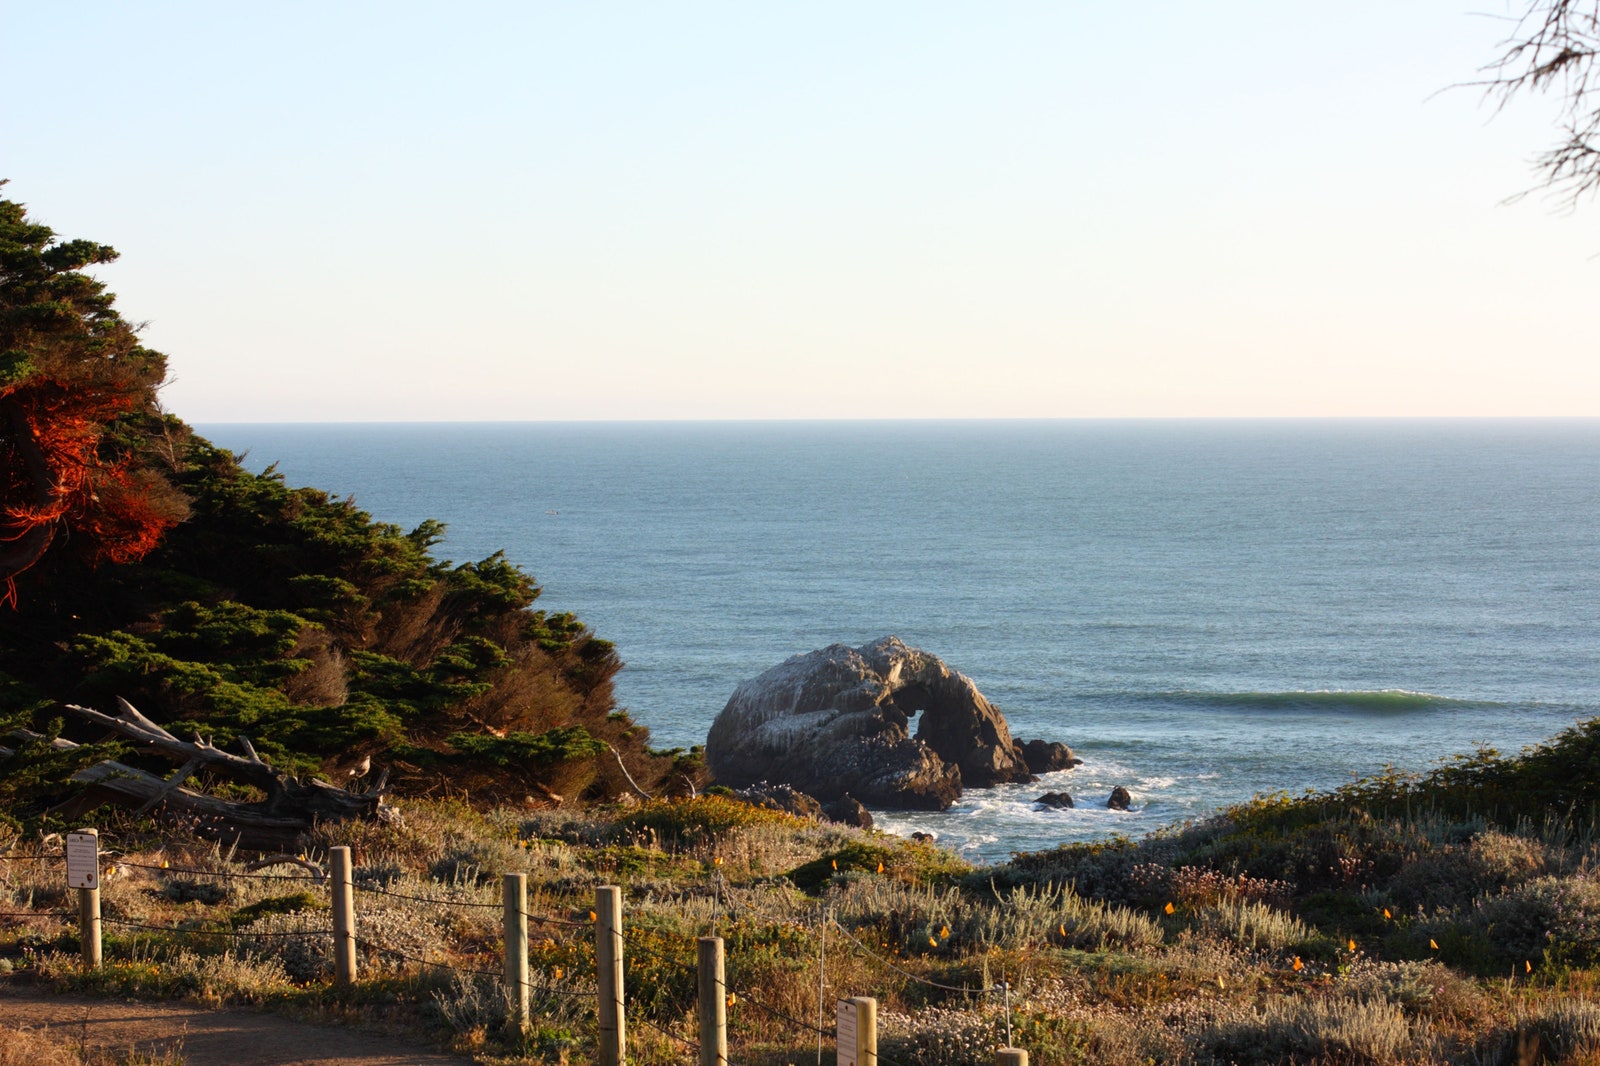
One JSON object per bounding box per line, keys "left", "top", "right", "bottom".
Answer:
{"left": 0, "top": 982, "right": 473, "bottom": 1066}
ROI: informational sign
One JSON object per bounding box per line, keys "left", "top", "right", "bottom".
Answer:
{"left": 837, "top": 999, "right": 859, "bottom": 1066}
{"left": 65, "top": 831, "right": 98, "bottom": 890}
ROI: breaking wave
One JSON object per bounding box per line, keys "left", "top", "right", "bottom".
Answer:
{"left": 1112, "top": 689, "right": 1502, "bottom": 715}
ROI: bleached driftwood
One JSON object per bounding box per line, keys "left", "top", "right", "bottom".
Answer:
{"left": 52, "top": 698, "right": 395, "bottom": 851}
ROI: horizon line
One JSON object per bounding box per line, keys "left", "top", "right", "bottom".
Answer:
{"left": 191, "top": 414, "right": 1600, "bottom": 426}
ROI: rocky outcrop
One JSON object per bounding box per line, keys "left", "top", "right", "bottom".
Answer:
{"left": 1021, "top": 740, "right": 1083, "bottom": 774}
{"left": 1107, "top": 786, "right": 1133, "bottom": 811}
{"left": 724, "top": 783, "right": 824, "bottom": 819}
{"left": 1036, "top": 791, "right": 1075, "bottom": 810}
{"left": 705, "top": 636, "right": 1038, "bottom": 810}
{"left": 822, "top": 795, "right": 874, "bottom": 829}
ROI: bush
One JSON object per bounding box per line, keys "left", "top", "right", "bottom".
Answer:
{"left": 788, "top": 840, "right": 971, "bottom": 894}
{"left": 1468, "top": 875, "right": 1600, "bottom": 970}
{"left": 1389, "top": 830, "right": 1552, "bottom": 910}
{"left": 229, "top": 891, "right": 324, "bottom": 926}
{"left": 1481, "top": 1000, "right": 1600, "bottom": 1066}
{"left": 1197, "top": 995, "right": 1420, "bottom": 1065}
{"left": 611, "top": 795, "right": 800, "bottom": 847}
{"left": 1185, "top": 899, "right": 1314, "bottom": 953}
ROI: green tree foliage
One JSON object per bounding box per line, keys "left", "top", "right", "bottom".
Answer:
{"left": 0, "top": 434, "right": 657, "bottom": 802}
{"left": 0, "top": 188, "right": 675, "bottom": 816}
{"left": 0, "top": 183, "right": 188, "bottom": 597}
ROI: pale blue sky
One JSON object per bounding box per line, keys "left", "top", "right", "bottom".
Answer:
{"left": 2, "top": 2, "right": 1594, "bottom": 419}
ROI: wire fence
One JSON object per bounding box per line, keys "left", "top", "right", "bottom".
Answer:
{"left": 103, "top": 917, "right": 334, "bottom": 939}
{"left": 353, "top": 936, "right": 500, "bottom": 977}
{"left": 112, "top": 860, "right": 319, "bottom": 881}
{"left": 0, "top": 909, "right": 73, "bottom": 920}
{"left": 15, "top": 834, "right": 1032, "bottom": 1065}
{"left": 352, "top": 883, "right": 503, "bottom": 908}
{"left": 828, "top": 915, "right": 1008, "bottom": 995}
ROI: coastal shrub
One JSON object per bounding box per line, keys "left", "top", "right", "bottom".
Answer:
{"left": 1196, "top": 995, "right": 1421, "bottom": 1065}
{"left": 788, "top": 840, "right": 971, "bottom": 894}
{"left": 834, "top": 880, "right": 1161, "bottom": 957}
{"left": 429, "top": 971, "right": 517, "bottom": 1039}
{"left": 1478, "top": 1000, "right": 1600, "bottom": 1066}
{"left": 1521, "top": 999, "right": 1600, "bottom": 1063}
{"left": 159, "top": 877, "right": 229, "bottom": 905}
{"left": 33, "top": 945, "right": 292, "bottom": 1012}
{"left": 880, "top": 1007, "right": 1010, "bottom": 1066}
{"left": 616, "top": 915, "right": 699, "bottom": 1020}
{"left": 610, "top": 795, "right": 799, "bottom": 848}
{"left": 881, "top": 1004, "right": 1157, "bottom": 1066}
{"left": 690, "top": 819, "right": 852, "bottom": 878}
{"left": 990, "top": 837, "right": 1149, "bottom": 904}
{"left": 1467, "top": 874, "right": 1600, "bottom": 970}
{"left": 430, "top": 966, "right": 588, "bottom": 1057}
{"left": 1184, "top": 898, "right": 1315, "bottom": 953}
{"left": 227, "top": 891, "right": 324, "bottom": 927}
{"left": 722, "top": 915, "right": 826, "bottom": 1023}
{"left": 1388, "top": 829, "right": 1552, "bottom": 910}
{"left": 1010, "top": 883, "right": 1164, "bottom": 954}
{"left": 236, "top": 910, "right": 334, "bottom": 982}
{"left": 181, "top": 948, "right": 297, "bottom": 1005}
{"left": 429, "top": 833, "right": 524, "bottom": 886}
{"left": 1127, "top": 862, "right": 1293, "bottom": 909}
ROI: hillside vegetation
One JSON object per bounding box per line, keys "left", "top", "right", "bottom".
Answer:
{"left": 0, "top": 428, "right": 692, "bottom": 818}
{"left": 0, "top": 187, "right": 690, "bottom": 829}
{"left": 6, "top": 732, "right": 1600, "bottom": 1065}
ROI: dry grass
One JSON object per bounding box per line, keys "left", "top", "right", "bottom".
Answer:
{"left": 8, "top": 797, "right": 1600, "bottom": 1065}
{"left": 0, "top": 1023, "right": 184, "bottom": 1066}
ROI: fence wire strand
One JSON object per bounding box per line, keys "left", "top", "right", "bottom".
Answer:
{"left": 0, "top": 909, "right": 72, "bottom": 919}
{"left": 113, "top": 861, "right": 320, "bottom": 881}
{"left": 102, "top": 917, "right": 334, "bottom": 939}
{"left": 354, "top": 884, "right": 501, "bottom": 909}
{"left": 352, "top": 936, "right": 500, "bottom": 978}
{"left": 828, "top": 917, "right": 1006, "bottom": 994}
{"left": 631, "top": 1011, "right": 702, "bottom": 1055}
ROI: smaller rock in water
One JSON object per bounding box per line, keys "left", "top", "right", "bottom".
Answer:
{"left": 1106, "top": 786, "right": 1132, "bottom": 811}
{"left": 1035, "top": 791, "right": 1074, "bottom": 810}
{"left": 910, "top": 831, "right": 938, "bottom": 843}
{"left": 822, "top": 795, "right": 874, "bottom": 829}
{"left": 1022, "top": 739, "right": 1084, "bottom": 774}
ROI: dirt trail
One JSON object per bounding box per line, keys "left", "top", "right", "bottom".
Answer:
{"left": 0, "top": 982, "right": 472, "bottom": 1066}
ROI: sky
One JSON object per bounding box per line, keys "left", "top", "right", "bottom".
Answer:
{"left": 2, "top": 1, "right": 1596, "bottom": 420}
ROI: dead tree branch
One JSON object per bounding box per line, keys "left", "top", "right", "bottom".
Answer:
{"left": 52, "top": 699, "right": 397, "bottom": 851}
{"left": 1478, "top": 0, "right": 1600, "bottom": 206}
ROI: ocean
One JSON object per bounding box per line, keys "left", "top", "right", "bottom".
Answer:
{"left": 198, "top": 420, "right": 1600, "bottom": 863}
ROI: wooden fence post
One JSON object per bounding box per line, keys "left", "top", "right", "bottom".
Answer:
{"left": 78, "top": 880, "right": 101, "bottom": 970}
{"left": 504, "top": 873, "right": 529, "bottom": 1029}
{"left": 596, "top": 884, "right": 626, "bottom": 1066}
{"left": 697, "top": 936, "right": 727, "bottom": 1066}
{"left": 331, "top": 846, "right": 356, "bottom": 986}
{"left": 996, "top": 1049, "right": 1029, "bottom": 1066}
{"left": 837, "top": 996, "right": 876, "bottom": 1066}
{"left": 67, "top": 828, "right": 101, "bottom": 970}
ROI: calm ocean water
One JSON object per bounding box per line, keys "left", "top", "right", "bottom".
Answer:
{"left": 199, "top": 420, "right": 1600, "bottom": 863}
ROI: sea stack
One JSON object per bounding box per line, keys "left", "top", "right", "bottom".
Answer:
{"left": 705, "top": 636, "right": 1067, "bottom": 810}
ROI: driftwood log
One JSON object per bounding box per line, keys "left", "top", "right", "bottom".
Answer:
{"left": 48, "top": 698, "right": 396, "bottom": 851}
